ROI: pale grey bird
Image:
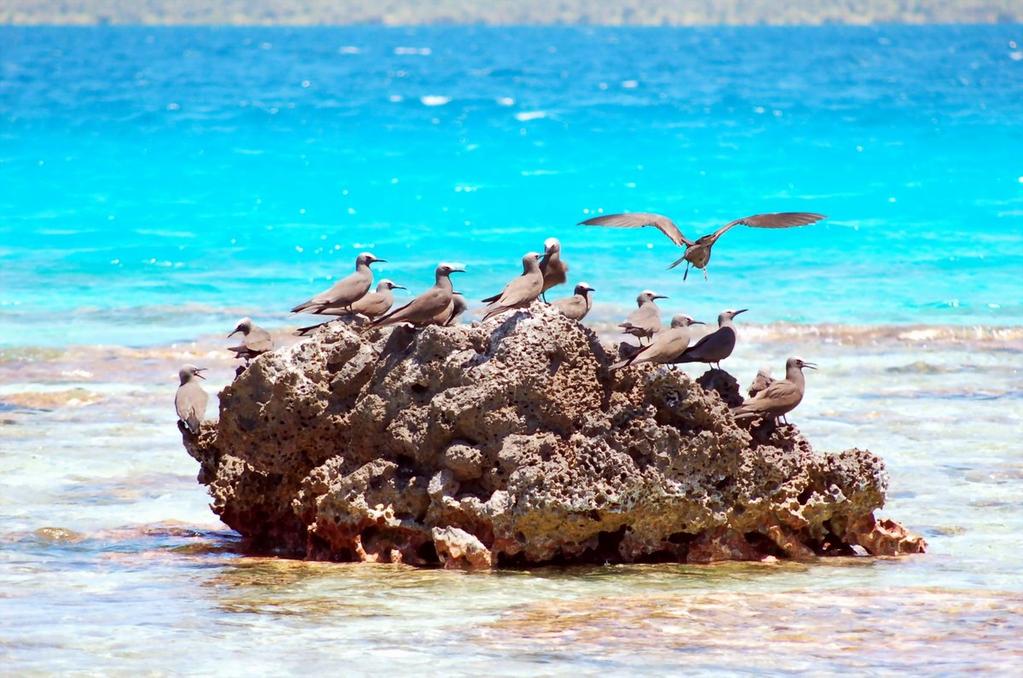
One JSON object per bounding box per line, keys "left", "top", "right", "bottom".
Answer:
{"left": 291, "top": 252, "right": 385, "bottom": 314}
{"left": 481, "top": 252, "right": 544, "bottom": 321}
{"left": 618, "top": 290, "right": 668, "bottom": 345}
{"left": 539, "top": 237, "right": 568, "bottom": 303}
{"left": 748, "top": 368, "right": 775, "bottom": 398}
{"left": 227, "top": 317, "right": 273, "bottom": 363}
{"left": 372, "top": 263, "right": 465, "bottom": 328}
{"left": 674, "top": 308, "right": 747, "bottom": 369}
{"left": 175, "top": 364, "right": 208, "bottom": 435}
{"left": 295, "top": 279, "right": 405, "bottom": 335}
{"left": 733, "top": 357, "right": 817, "bottom": 425}
{"left": 581, "top": 211, "right": 825, "bottom": 280}
{"left": 551, "top": 282, "right": 595, "bottom": 321}
{"left": 612, "top": 314, "right": 704, "bottom": 370}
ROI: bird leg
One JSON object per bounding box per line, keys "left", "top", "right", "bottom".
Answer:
{"left": 702, "top": 267, "right": 709, "bottom": 281}
{"left": 541, "top": 292, "right": 549, "bottom": 304}
{"left": 683, "top": 262, "right": 690, "bottom": 281}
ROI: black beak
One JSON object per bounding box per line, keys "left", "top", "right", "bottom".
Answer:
{"left": 734, "top": 308, "right": 748, "bottom": 316}
{"left": 228, "top": 329, "right": 241, "bottom": 338}
{"left": 803, "top": 362, "right": 818, "bottom": 370}
{"left": 195, "top": 368, "right": 207, "bottom": 380}
{"left": 393, "top": 285, "right": 406, "bottom": 290}
{"left": 373, "top": 258, "right": 387, "bottom": 264}
{"left": 692, "top": 320, "right": 706, "bottom": 325}
{"left": 653, "top": 295, "right": 669, "bottom": 300}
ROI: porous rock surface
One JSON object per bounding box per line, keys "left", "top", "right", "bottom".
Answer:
{"left": 182, "top": 304, "right": 925, "bottom": 568}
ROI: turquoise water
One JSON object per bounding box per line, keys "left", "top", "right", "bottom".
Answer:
{"left": 2, "top": 25, "right": 1023, "bottom": 673}
{"left": 2, "top": 25, "right": 1022, "bottom": 346}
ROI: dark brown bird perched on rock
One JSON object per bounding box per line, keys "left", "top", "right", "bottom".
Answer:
{"left": 619, "top": 290, "right": 667, "bottom": 345}
{"left": 674, "top": 308, "right": 746, "bottom": 369}
{"left": 291, "top": 251, "right": 385, "bottom": 314}
{"left": 581, "top": 211, "right": 825, "bottom": 280}
{"left": 372, "top": 263, "right": 464, "bottom": 328}
{"left": 551, "top": 282, "right": 595, "bottom": 321}
{"left": 227, "top": 317, "right": 273, "bottom": 363}
{"left": 296, "top": 279, "right": 405, "bottom": 335}
{"left": 481, "top": 252, "right": 544, "bottom": 321}
{"left": 539, "top": 237, "right": 568, "bottom": 302}
{"left": 174, "top": 364, "right": 208, "bottom": 435}
{"left": 612, "top": 313, "right": 703, "bottom": 370}
{"left": 733, "top": 357, "right": 817, "bottom": 426}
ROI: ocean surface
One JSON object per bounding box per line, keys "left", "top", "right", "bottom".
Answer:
{"left": 1, "top": 24, "right": 1022, "bottom": 674}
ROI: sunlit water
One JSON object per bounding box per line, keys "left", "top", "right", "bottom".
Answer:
{"left": 2, "top": 24, "right": 1022, "bottom": 673}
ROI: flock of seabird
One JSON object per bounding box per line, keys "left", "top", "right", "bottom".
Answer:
{"left": 176, "top": 210, "right": 826, "bottom": 435}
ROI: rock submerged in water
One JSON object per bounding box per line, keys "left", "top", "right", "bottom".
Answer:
{"left": 182, "top": 304, "right": 925, "bottom": 568}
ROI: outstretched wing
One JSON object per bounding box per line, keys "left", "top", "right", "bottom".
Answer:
{"left": 707, "top": 212, "right": 826, "bottom": 245}
{"left": 580, "top": 212, "right": 693, "bottom": 247}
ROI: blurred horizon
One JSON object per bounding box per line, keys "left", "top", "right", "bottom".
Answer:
{"left": 3, "top": 0, "right": 1023, "bottom": 26}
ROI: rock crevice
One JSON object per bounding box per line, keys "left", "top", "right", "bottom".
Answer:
{"left": 182, "top": 305, "right": 925, "bottom": 568}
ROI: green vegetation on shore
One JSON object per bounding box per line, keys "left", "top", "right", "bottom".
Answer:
{"left": 3, "top": 0, "right": 1022, "bottom": 26}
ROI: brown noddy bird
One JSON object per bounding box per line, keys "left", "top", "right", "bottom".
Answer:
{"left": 581, "top": 211, "right": 825, "bottom": 280}
{"left": 291, "top": 251, "right": 385, "bottom": 314}
{"left": 733, "top": 357, "right": 817, "bottom": 425}
{"left": 673, "top": 308, "right": 747, "bottom": 369}
{"left": 612, "top": 314, "right": 704, "bottom": 370}
{"left": 227, "top": 317, "right": 273, "bottom": 362}
{"left": 551, "top": 282, "right": 595, "bottom": 321}
{"left": 174, "top": 364, "right": 208, "bottom": 435}
{"left": 295, "top": 279, "right": 405, "bottom": 335}
{"left": 439, "top": 292, "right": 469, "bottom": 326}
{"left": 372, "top": 263, "right": 465, "bottom": 328}
{"left": 619, "top": 290, "right": 668, "bottom": 345}
{"left": 539, "top": 237, "right": 568, "bottom": 303}
{"left": 481, "top": 252, "right": 544, "bottom": 321}
{"left": 748, "top": 368, "right": 775, "bottom": 398}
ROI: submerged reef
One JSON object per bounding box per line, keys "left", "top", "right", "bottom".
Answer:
{"left": 182, "top": 304, "right": 925, "bottom": 568}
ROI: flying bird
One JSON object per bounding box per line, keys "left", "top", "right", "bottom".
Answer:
{"left": 581, "top": 211, "right": 825, "bottom": 280}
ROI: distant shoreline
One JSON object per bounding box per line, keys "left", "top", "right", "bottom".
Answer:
{"left": 2, "top": 0, "right": 1022, "bottom": 27}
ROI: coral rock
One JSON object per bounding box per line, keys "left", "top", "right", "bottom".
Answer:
{"left": 182, "top": 304, "right": 924, "bottom": 567}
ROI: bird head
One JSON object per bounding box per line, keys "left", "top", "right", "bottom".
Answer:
{"left": 719, "top": 308, "right": 748, "bottom": 324}
{"left": 379, "top": 279, "right": 405, "bottom": 291}
{"left": 228, "top": 317, "right": 252, "bottom": 337}
{"left": 575, "top": 282, "right": 595, "bottom": 296}
{"left": 179, "top": 364, "right": 207, "bottom": 384}
{"left": 437, "top": 262, "right": 466, "bottom": 277}
{"left": 543, "top": 237, "right": 561, "bottom": 255}
{"left": 522, "top": 252, "right": 542, "bottom": 270}
{"left": 670, "top": 314, "right": 703, "bottom": 328}
{"left": 789, "top": 357, "right": 817, "bottom": 371}
{"left": 638, "top": 290, "right": 668, "bottom": 304}
{"left": 357, "top": 252, "right": 386, "bottom": 266}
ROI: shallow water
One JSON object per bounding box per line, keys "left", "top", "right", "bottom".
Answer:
{"left": 2, "top": 23, "right": 1023, "bottom": 673}
{"left": 2, "top": 329, "right": 1022, "bottom": 672}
